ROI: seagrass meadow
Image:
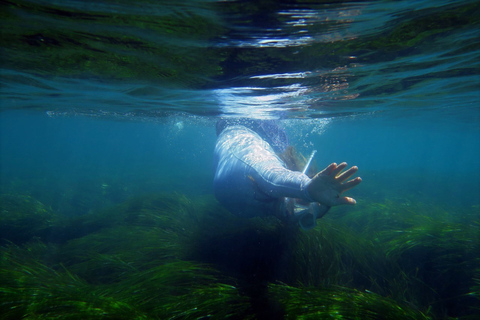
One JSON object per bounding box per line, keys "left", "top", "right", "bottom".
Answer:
{"left": 1, "top": 189, "right": 478, "bottom": 319}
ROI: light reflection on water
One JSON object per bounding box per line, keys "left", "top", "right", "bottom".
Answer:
{"left": 1, "top": 0, "right": 478, "bottom": 120}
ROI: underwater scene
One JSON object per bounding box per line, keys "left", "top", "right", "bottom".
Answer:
{"left": 1, "top": 0, "right": 479, "bottom": 319}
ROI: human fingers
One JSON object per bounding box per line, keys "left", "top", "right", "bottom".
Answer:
{"left": 331, "top": 162, "right": 348, "bottom": 176}
{"left": 336, "top": 166, "right": 358, "bottom": 182}
{"left": 340, "top": 177, "right": 362, "bottom": 192}
{"left": 319, "top": 163, "right": 337, "bottom": 176}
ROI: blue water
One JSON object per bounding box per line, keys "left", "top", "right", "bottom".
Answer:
{"left": 0, "top": 0, "right": 479, "bottom": 318}
{"left": 1, "top": 109, "right": 478, "bottom": 214}
{"left": 0, "top": 111, "right": 216, "bottom": 214}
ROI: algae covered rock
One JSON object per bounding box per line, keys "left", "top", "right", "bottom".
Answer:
{"left": 0, "top": 194, "right": 58, "bottom": 244}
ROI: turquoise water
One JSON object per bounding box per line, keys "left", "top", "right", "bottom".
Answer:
{"left": 1, "top": 0, "right": 479, "bottom": 318}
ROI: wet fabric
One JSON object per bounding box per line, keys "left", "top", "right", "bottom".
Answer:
{"left": 214, "top": 125, "right": 311, "bottom": 218}
{"left": 216, "top": 119, "right": 289, "bottom": 153}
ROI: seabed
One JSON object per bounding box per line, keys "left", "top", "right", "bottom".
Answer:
{"left": 0, "top": 191, "right": 478, "bottom": 319}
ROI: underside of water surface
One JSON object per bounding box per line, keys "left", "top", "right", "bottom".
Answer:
{"left": 1, "top": 0, "right": 479, "bottom": 118}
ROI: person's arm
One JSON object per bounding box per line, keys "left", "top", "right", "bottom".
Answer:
{"left": 216, "top": 125, "right": 361, "bottom": 208}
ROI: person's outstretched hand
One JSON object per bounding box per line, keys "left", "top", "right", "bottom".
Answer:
{"left": 306, "top": 162, "right": 362, "bottom": 207}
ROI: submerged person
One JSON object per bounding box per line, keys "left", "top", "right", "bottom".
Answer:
{"left": 214, "top": 119, "right": 362, "bottom": 230}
